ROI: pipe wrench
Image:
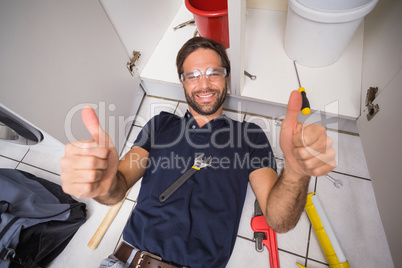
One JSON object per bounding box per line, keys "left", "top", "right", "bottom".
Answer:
{"left": 251, "top": 200, "right": 280, "bottom": 268}
{"left": 159, "top": 153, "right": 212, "bottom": 202}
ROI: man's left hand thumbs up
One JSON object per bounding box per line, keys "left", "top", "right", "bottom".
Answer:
{"left": 280, "top": 90, "right": 336, "bottom": 178}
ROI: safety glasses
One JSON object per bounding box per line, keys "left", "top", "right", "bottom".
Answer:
{"left": 181, "top": 67, "right": 227, "bottom": 84}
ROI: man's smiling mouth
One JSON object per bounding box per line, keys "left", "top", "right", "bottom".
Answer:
{"left": 197, "top": 93, "right": 215, "bottom": 98}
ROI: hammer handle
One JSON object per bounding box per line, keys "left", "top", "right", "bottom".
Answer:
{"left": 87, "top": 188, "right": 131, "bottom": 250}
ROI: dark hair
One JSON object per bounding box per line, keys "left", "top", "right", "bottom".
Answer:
{"left": 176, "top": 37, "right": 230, "bottom": 79}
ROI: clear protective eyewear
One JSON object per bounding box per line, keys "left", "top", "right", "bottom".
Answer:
{"left": 181, "top": 67, "right": 227, "bottom": 84}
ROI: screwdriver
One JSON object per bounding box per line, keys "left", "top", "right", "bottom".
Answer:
{"left": 293, "top": 61, "right": 311, "bottom": 115}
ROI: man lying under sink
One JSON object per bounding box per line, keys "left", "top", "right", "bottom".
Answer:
{"left": 60, "top": 37, "right": 336, "bottom": 268}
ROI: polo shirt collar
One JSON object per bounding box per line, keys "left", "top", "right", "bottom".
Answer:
{"left": 184, "top": 110, "right": 230, "bottom": 130}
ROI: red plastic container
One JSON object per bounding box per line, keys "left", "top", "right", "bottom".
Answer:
{"left": 185, "top": 0, "right": 229, "bottom": 48}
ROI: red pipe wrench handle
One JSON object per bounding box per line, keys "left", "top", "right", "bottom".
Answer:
{"left": 251, "top": 215, "right": 280, "bottom": 268}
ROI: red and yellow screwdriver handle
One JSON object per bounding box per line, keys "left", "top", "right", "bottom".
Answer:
{"left": 298, "top": 87, "right": 311, "bottom": 115}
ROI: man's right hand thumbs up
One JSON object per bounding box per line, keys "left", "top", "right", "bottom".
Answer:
{"left": 60, "top": 106, "right": 119, "bottom": 200}
{"left": 82, "top": 105, "right": 108, "bottom": 147}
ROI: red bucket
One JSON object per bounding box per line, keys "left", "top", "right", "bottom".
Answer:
{"left": 185, "top": 0, "right": 229, "bottom": 48}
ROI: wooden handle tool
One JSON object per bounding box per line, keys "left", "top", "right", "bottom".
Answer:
{"left": 87, "top": 189, "right": 131, "bottom": 250}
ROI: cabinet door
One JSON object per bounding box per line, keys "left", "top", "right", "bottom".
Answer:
{"left": 357, "top": 69, "right": 401, "bottom": 268}
{"left": 357, "top": 0, "right": 402, "bottom": 265}
{"left": 0, "top": 0, "right": 142, "bottom": 152}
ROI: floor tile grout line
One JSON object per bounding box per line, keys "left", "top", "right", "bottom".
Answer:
{"left": 303, "top": 177, "right": 318, "bottom": 267}
{"left": 314, "top": 176, "right": 318, "bottom": 192}
{"left": 305, "top": 224, "right": 313, "bottom": 267}
{"left": 133, "top": 122, "right": 144, "bottom": 128}
{"left": 306, "top": 257, "right": 330, "bottom": 267}
{"left": 114, "top": 233, "right": 123, "bottom": 253}
{"left": 329, "top": 170, "right": 370, "bottom": 181}
{"left": 120, "top": 119, "right": 141, "bottom": 156}
{"left": 188, "top": 231, "right": 330, "bottom": 267}
{"left": 126, "top": 197, "right": 136, "bottom": 203}
{"left": 278, "top": 247, "right": 308, "bottom": 260}
{"left": 133, "top": 93, "right": 147, "bottom": 122}
{"left": 15, "top": 147, "right": 31, "bottom": 170}
{"left": 173, "top": 101, "right": 180, "bottom": 115}
{"left": 236, "top": 233, "right": 317, "bottom": 264}
{"left": 17, "top": 161, "right": 60, "bottom": 177}
{"left": 279, "top": 241, "right": 330, "bottom": 267}
{"left": 0, "top": 153, "right": 22, "bottom": 164}
{"left": 236, "top": 234, "right": 254, "bottom": 243}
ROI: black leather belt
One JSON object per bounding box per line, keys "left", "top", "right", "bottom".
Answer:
{"left": 114, "top": 242, "right": 183, "bottom": 268}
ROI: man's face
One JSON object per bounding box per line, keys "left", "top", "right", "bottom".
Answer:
{"left": 181, "top": 48, "right": 227, "bottom": 117}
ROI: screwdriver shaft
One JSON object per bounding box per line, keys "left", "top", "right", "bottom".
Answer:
{"left": 293, "top": 61, "right": 302, "bottom": 88}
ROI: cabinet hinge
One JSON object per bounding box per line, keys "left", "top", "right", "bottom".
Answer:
{"left": 126, "top": 51, "right": 141, "bottom": 76}
{"left": 365, "top": 87, "right": 380, "bottom": 121}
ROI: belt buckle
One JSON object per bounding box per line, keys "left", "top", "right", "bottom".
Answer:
{"left": 135, "top": 251, "right": 162, "bottom": 268}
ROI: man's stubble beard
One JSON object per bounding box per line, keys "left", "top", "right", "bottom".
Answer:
{"left": 183, "top": 80, "right": 228, "bottom": 116}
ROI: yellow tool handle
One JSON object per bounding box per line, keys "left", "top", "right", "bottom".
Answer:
{"left": 298, "top": 87, "right": 311, "bottom": 115}
{"left": 293, "top": 61, "right": 311, "bottom": 115}
{"left": 305, "top": 193, "right": 350, "bottom": 268}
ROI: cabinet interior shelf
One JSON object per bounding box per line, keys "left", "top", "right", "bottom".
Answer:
{"left": 141, "top": 3, "right": 364, "bottom": 120}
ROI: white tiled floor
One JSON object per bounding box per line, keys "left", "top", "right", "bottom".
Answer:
{"left": 0, "top": 96, "right": 394, "bottom": 268}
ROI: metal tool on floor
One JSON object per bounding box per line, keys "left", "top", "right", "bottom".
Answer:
{"left": 159, "top": 153, "right": 212, "bottom": 202}
{"left": 173, "top": 19, "right": 195, "bottom": 30}
{"left": 244, "top": 70, "right": 257, "bottom": 80}
{"left": 251, "top": 200, "right": 280, "bottom": 268}
{"left": 325, "top": 174, "right": 343, "bottom": 188}
{"left": 297, "top": 193, "right": 350, "bottom": 268}
{"left": 293, "top": 61, "right": 311, "bottom": 115}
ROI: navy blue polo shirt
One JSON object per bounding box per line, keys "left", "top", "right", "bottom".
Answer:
{"left": 123, "top": 111, "right": 276, "bottom": 268}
